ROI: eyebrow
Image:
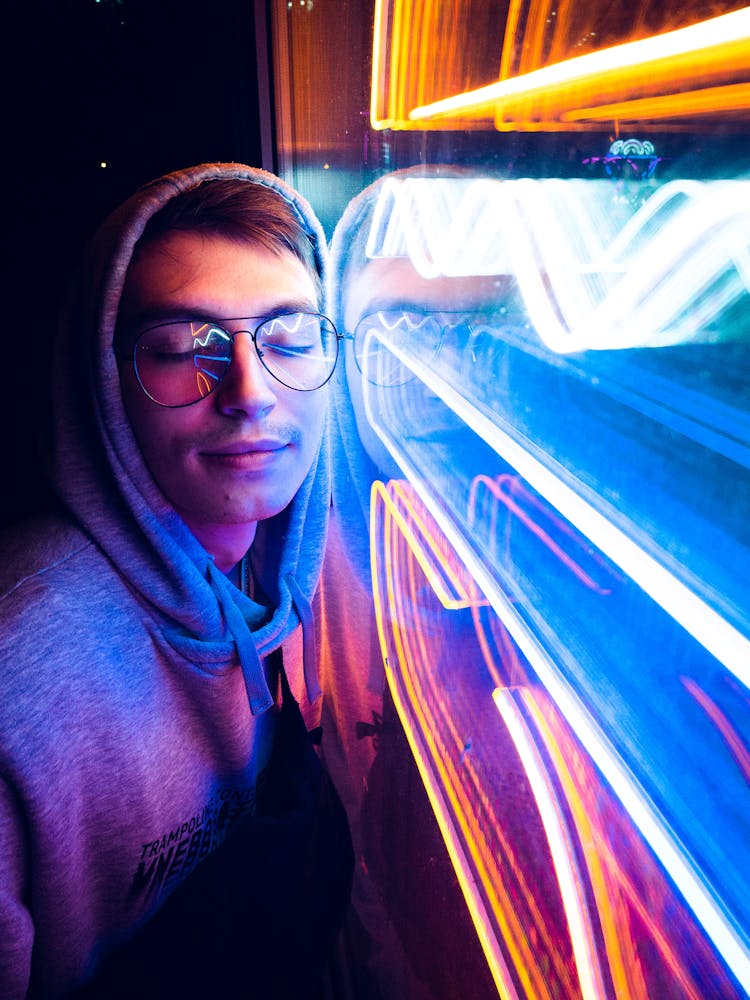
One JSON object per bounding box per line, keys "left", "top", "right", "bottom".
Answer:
{"left": 126, "top": 297, "right": 320, "bottom": 329}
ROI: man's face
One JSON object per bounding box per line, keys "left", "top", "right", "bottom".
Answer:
{"left": 118, "top": 231, "right": 327, "bottom": 556}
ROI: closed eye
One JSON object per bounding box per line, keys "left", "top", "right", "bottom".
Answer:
{"left": 143, "top": 348, "right": 196, "bottom": 364}
{"left": 261, "top": 342, "right": 317, "bottom": 358}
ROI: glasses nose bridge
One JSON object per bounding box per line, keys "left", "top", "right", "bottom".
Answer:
{"left": 223, "top": 325, "right": 271, "bottom": 378}
{"left": 213, "top": 325, "right": 279, "bottom": 412}
{"left": 225, "top": 326, "right": 263, "bottom": 366}
{"left": 228, "top": 326, "right": 257, "bottom": 345}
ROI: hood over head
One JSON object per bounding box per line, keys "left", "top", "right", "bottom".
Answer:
{"left": 48, "top": 163, "right": 331, "bottom": 715}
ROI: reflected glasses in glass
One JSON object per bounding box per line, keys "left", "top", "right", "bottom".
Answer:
{"left": 348, "top": 310, "right": 443, "bottom": 387}
{"left": 349, "top": 309, "right": 492, "bottom": 387}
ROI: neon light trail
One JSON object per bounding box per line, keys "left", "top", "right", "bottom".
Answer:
{"left": 371, "top": 480, "right": 746, "bottom": 997}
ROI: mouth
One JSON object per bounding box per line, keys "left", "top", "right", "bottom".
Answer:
{"left": 201, "top": 439, "right": 290, "bottom": 469}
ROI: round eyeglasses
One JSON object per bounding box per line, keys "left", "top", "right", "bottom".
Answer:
{"left": 121, "top": 312, "right": 340, "bottom": 407}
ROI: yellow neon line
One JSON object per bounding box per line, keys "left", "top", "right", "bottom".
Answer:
{"left": 527, "top": 693, "right": 711, "bottom": 1000}
{"left": 370, "top": 0, "right": 386, "bottom": 126}
{"left": 519, "top": 690, "right": 647, "bottom": 1000}
{"left": 383, "top": 658, "right": 519, "bottom": 998}
{"left": 393, "top": 585, "right": 575, "bottom": 995}
{"left": 526, "top": 0, "right": 553, "bottom": 74}
{"left": 369, "top": 483, "right": 516, "bottom": 996}
{"left": 370, "top": 482, "right": 572, "bottom": 998}
{"left": 562, "top": 82, "right": 750, "bottom": 121}
{"left": 493, "top": 688, "right": 608, "bottom": 1000}
{"left": 386, "top": 481, "right": 486, "bottom": 609}
{"left": 390, "top": 0, "right": 406, "bottom": 122}
{"left": 499, "top": 0, "right": 525, "bottom": 80}
{"left": 408, "top": 8, "right": 750, "bottom": 121}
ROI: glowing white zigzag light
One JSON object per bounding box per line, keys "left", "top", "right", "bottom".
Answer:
{"left": 359, "top": 177, "right": 750, "bottom": 990}
{"left": 366, "top": 177, "right": 750, "bottom": 353}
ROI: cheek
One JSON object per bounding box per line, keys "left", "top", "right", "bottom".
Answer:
{"left": 120, "top": 384, "right": 195, "bottom": 485}
{"left": 302, "top": 401, "right": 327, "bottom": 463}
{"left": 122, "top": 392, "right": 162, "bottom": 458}
{"left": 298, "top": 385, "right": 329, "bottom": 434}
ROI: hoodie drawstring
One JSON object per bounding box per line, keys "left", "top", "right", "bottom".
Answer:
{"left": 208, "top": 562, "right": 274, "bottom": 715}
{"left": 286, "top": 574, "right": 322, "bottom": 705}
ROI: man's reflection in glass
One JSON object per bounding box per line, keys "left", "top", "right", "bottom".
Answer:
{"left": 317, "top": 167, "right": 503, "bottom": 1000}
{"left": 342, "top": 259, "right": 508, "bottom": 479}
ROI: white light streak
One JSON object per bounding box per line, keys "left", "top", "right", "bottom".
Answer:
{"left": 366, "top": 177, "right": 750, "bottom": 352}
{"left": 366, "top": 343, "right": 750, "bottom": 686}
{"left": 493, "top": 688, "right": 608, "bottom": 1000}
{"left": 369, "top": 410, "right": 750, "bottom": 990}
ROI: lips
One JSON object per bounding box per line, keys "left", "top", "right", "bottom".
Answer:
{"left": 199, "top": 438, "right": 291, "bottom": 473}
{"left": 202, "top": 437, "right": 288, "bottom": 457}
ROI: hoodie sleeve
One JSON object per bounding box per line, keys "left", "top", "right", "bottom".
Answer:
{"left": 0, "top": 778, "right": 33, "bottom": 1000}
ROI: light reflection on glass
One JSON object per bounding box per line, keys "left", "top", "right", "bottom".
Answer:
{"left": 328, "top": 155, "right": 750, "bottom": 996}
{"left": 372, "top": 478, "right": 747, "bottom": 997}
{"left": 371, "top": 2, "right": 750, "bottom": 130}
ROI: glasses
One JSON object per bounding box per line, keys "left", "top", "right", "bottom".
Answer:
{"left": 121, "top": 312, "right": 340, "bottom": 407}
{"left": 348, "top": 309, "right": 481, "bottom": 387}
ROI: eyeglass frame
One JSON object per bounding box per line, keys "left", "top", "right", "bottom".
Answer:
{"left": 115, "top": 311, "right": 342, "bottom": 408}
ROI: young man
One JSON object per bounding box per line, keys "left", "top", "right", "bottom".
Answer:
{"left": 0, "top": 164, "right": 352, "bottom": 999}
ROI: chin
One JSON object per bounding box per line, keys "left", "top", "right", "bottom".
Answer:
{"left": 222, "top": 495, "right": 296, "bottom": 525}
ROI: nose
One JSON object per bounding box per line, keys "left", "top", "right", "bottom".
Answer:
{"left": 215, "top": 331, "right": 277, "bottom": 417}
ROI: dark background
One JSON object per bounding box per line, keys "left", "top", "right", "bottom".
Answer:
{"left": 6, "top": 0, "right": 265, "bottom": 527}
{"left": 6, "top": 0, "right": 745, "bottom": 530}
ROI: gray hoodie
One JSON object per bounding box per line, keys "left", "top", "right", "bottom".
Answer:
{"left": 0, "top": 163, "right": 334, "bottom": 998}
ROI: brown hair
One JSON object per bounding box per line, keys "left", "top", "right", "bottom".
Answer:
{"left": 136, "top": 178, "right": 323, "bottom": 307}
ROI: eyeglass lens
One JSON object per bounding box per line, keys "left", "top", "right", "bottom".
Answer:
{"left": 134, "top": 313, "right": 338, "bottom": 406}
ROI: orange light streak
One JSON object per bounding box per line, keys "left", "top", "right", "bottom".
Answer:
{"left": 370, "top": 0, "right": 388, "bottom": 127}
{"left": 370, "top": 477, "right": 748, "bottom": 998}
{"left": 379, "top": 479, "right": 488, "bottom": 610}
{"left": 370, "top": 479, "right": 745, "bottom": 998}
{"left": 527, "top": 691, "right": 725, "bottom": 1000}
{"left": 403, "top": 9, "right": 750, "bottom": 129}
{"left": 563, "top": 82, "right": 750, "bottom": 122}
{"left": 520, "top": 690, "right": 652, "bottom": 1000}
{"left": 498, "top": 0, "right": 525, "bottom": 84}
{"left": 493, "top": 688, "right": 609, "bottom": 1000}
{"left": 371, "top": 480, "right": 580, "bottom": 998}
{"left": 371, "top": 481, "right": 522, "bottom": 998}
